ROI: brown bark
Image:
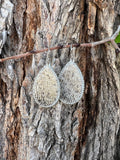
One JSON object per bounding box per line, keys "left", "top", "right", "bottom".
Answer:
{"left": 0, "top": 0, "right": 120, "bottom": 160}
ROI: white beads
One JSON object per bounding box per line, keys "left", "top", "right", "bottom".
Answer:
{"left": 33, "top": 60, "right": 84, "bottom": 107}
{"left": 59, "top": 60, "right": 84, "bottom": 104}
{"left": 33, "top": 64, "right": 60, "bottom": 107}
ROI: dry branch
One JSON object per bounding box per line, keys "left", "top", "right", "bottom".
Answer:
{"left": 0, "top": 25, "right": 120, "bottom": 63}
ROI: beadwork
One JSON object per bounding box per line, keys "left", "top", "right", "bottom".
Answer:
{"left": 33, "top": 64, "right": 60, "bottom": 107}
{"left": 59, "top": 60, "right": 84, "bottom": 104}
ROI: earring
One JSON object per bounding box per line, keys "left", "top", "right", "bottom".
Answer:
{"left": 59, "top": 44, "right": 84, "bottom": 104}
{"left": 33, "top": 43, "right": 60, "bottom": 107}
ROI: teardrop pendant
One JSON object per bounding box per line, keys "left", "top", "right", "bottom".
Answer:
{"left": 33, "top": 64, "right": 60, "bottom": 107}
{"left": 59, "top": 60, "right": 84, "bottom": 104}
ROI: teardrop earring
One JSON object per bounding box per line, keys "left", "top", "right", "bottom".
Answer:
{"left": 33, "top": 40, "right": 60, "bottom": 107}
{"left": 59, "top": 44, "right": 84, "bottom": 104}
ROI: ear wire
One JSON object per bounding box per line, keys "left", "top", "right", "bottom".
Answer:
{"left": 46, "top": 33, "right": 52, "bottom": 65}
{"left": 70, "top": 44, "right": 74, "bottom": 62}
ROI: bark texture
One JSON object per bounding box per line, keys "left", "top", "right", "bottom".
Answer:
{"left": 0, "top": 0, "right": 120, "bottom": 160}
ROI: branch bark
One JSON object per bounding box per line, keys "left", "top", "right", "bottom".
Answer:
{"left": 0, "top": 26, "right": 120, "bottom": 63}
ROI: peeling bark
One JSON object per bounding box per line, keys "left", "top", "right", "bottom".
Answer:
{"left": 0, "top": 0, "right": 120, "bottom": 160}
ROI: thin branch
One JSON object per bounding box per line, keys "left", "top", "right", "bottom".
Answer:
{"left": 111, "top": 40, "right": 120, "bottom": 50}
{"left": 111, "top": 25, "right": 120, "bottom": 39}
{"left": 0, "top": 25, "right": 120, "bottom": 63}
{"left": 0, "top": 44, "right": 80, "bottom": 62}
{"left": 80, "top": 37, "right": 111, "bottom": 47}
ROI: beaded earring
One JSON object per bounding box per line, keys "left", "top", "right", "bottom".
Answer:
{"left": 33, "top": 42, "right": 60, "bottom": 107}
{"left": 59, "top": 45, "right": 84, "bottom": 104}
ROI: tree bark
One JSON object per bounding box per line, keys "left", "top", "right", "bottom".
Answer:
{"left": 0, "top": 0, "right": 120, "bottom": 160}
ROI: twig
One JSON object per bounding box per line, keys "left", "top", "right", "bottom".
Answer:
{"left": 80, "top": 37, "right": 111, "bottom": 47}
{"left": 111, "top": 25, "right": 120, "bottom": 39}
{"left": 0, "top": 44, "right": 80, "bottom": 62}
{"left": 0, "top": 25, "right": 120, "bottom": 63}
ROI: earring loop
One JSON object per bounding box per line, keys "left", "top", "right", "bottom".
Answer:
{"left": 33, "top": 34, "right": 60, "bottom": 107}
{"left": 70, "top": 44, "right": 74, "bottom": 62}
{"left": 59, "top": 43, "right": 84, "bottom": 104}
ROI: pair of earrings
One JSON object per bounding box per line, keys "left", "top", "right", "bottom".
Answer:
{"left": 33, "top": 45, "right": 84, "bottom": 107}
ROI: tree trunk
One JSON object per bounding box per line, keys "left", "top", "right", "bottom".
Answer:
{"left": 0, "top": 0, "right": 120, "bottom": 160}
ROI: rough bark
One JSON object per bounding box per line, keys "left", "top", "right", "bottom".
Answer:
{"left": 0, "top": 0, "right": 120, "bottom": 160}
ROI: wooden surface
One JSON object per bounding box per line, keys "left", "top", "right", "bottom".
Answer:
{"left": 0, "top": 0, "right": 120, "bottom": 160}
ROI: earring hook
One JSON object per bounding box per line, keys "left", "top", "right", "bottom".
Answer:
{"left": 70, "top": 44, "right": 73, "bottom": 51}
{"left": 70, "top": 44, "right": 74, "bottom": 62}
{"left": 46, "top": 33, "right": 52, "bottom": 66}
